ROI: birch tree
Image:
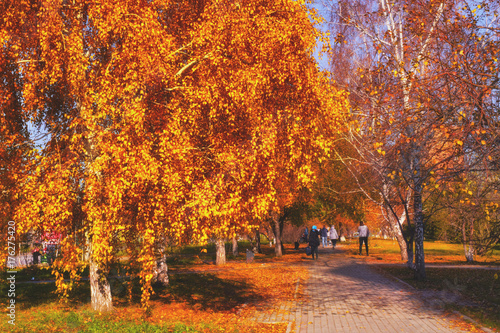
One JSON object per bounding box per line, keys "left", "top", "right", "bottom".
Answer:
{"left": 325, "top": 0, "right": 500, "bottom": 279}
{"left": 5, "top": 0, "right": 347, "bottom": 311}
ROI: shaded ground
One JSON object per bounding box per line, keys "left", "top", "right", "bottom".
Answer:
{"left": 255, "top": 246, "right": 494, "bottom": 332}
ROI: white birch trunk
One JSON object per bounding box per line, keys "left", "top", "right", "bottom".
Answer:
{"left": 215, "top": 237, "right": 226, "bottom": 265}
{"left": 272, "top": 214, "right": 283, "bottom": 257}
{"left": 89, "top": 243, "right": 113, "bottom": 312}
{"left": 232, "top": 236, "right": 238, "bottom": 257}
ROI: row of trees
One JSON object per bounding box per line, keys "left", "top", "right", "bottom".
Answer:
{"left": 1, "top": 0, "right": 348, "bottom": 312}
{"left": 324, "top": 0, "right": 500, "bottom": 279}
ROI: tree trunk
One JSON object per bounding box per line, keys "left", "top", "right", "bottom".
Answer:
{"left": 413, "top": 174, "right": 426, "bottom": 280}
{"left": 382, "top": 184, "right": 410, "bottom": 262}
{"left": 394, "top": 227, "right": 409, "bottom": 262}
{"left": 406, "top": 239, "right": 414, "bottom": 269}
{"left": 462, "top": 220, "right": 475, "bottom": 263}
{"left": 464, "top": 244, "right": 475, "bottom": 263}
{"left": 389, "top": 213, "right": 408, "bottom": 262}
{"left": 152, "top": 255, "right": 169, "bottom": 286}
{"left": 215, "top": 237, "right": 226, "bottom": 265}
{"left": 90, "top": 259, "right": 113, "bottom": 312}
{"left": 272, "top": 214, "right": 282, "bottom": 257}
{"left": 232, "top": 236, "right": 238, "bottom": 257}
{"left": 254, "top": 229, "right": 262, "bottom": 253}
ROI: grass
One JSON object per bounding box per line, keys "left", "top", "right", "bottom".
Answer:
{"left": 0, "top": 242, "right": 307, "bottom": 333}
{"left": 342, "top": 238, "right": 500, "bottom": 264}
{"left": 4, "top": 303, "right": 267, "bottom": 333}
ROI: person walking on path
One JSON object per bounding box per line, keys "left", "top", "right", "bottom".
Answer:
{"left": 308, "top": 225, "right": 321, "bottom": 259}
{"left": 320, "top": 225, "right": 328, "bottom": 247}
{"left": 358, "top": 221, "right": 369, "bottom": 255}
{"left": 329, "top": 225, "right": 338, "bottom": 249}
{"left": 303, "top": 226, "right": 309, "bottom": 243}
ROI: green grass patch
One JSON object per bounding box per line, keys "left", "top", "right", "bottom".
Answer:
{"left": 342, "top": 238, "right": 500, "bottom": 264}
{"left": 0, "top": 272, "right": 264, "bottom": 333}
{"left": 1, "top": 265, "right": 54, "bottom": 283}
{"left": 1, "top": 305, "right": 225, "bottom": 333}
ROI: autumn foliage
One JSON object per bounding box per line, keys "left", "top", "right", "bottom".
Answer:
{"left": 2, "top": 0, "right": 348, "bottom": 310}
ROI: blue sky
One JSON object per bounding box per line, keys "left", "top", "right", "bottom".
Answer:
{"left": 310, "top": 0, "right": 331, "bottom": 71}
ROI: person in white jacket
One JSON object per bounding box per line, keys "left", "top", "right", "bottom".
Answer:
{"left": 329, "top": 225, "right": 339, "bottom": 249}
{"left": 358, "top": 221, "right": 370, "bottom": 255}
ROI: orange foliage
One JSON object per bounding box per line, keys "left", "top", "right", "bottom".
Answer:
{"left": 4, "top": 0, "right": 347, "bottom": 310}
{"left": 0, "top": 13, "right": 32, "bottom": 266}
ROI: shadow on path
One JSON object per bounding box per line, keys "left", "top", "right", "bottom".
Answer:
{"left": 255, "top": 245, "right": 483, "bottom": 333}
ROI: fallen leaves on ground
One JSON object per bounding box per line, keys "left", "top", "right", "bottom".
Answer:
{"left": 1, "top": 257, "right": 309, "bottom": 333}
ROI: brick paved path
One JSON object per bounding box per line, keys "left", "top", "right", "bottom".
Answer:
{"left": 254, "top": 246, "right": 479, "bottom": 333}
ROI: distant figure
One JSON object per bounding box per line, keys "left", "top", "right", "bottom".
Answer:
{"left": 294, "top": 240, "right": 300, "bottom": 250}
{"left": 246, "top": 249, "right": 255, "bottom": 263}
{"left": 321, "top": 226, "right": 328, "bottom": 247}
{"left": 329, "top": 225, "right": 339, "bottom": 249}
{"left": 358, "top": 221, "right": 370, "bottom": 255}
{"left": 308, "top": 225, "right": 321, "bottom": 260}
{"left": 32, "top": 246, "right": 41, "bottom": 265}
{"left": 303, "top": 226, "right": 309, "bottom": 243}
{"left": 41, "top": 249, "right": 48, "bottom": 265}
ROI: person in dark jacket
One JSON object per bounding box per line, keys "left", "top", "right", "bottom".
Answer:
{"left": 308, "top": 225, "right": 321, "bottom": 259}
{"left": 32, "top": 246, "right": 41, "bottom": 265}
{"left": 321, "top": 225, "right": 328, "bottom": 247}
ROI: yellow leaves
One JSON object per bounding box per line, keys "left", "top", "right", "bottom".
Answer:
{"left": 455, "top": 139, "right": 464, "bottom": 146}
{"left": 5, "top": 0, "right": 350, "bottom": 312}
{"left": 373, "top": 142, "right": 385, "bottom": 155}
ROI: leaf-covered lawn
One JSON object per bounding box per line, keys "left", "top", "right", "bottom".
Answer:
{"left": 0, "top": 244, "right": 309, "bottom": 332}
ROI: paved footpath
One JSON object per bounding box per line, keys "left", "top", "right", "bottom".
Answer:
{"left": 254, "top": 246, "right": 485, "bottom": 333}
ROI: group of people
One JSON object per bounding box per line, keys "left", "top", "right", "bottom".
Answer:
{"left": 303, "top": 225, "right": 339, "bottom": 259}
{"left": 32, "top": 245, "right": 51, "bottom": 265}
{"left": 304, "top": 222, "right": 370, "bottom": 260}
